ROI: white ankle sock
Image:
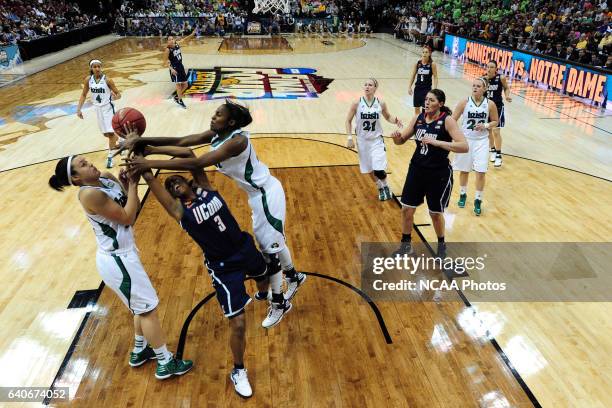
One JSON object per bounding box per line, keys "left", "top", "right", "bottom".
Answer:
{"left": 460, "top": 186, "right": 467, "bottom": 195}
{"left": 375, "top": 179, "right": 384, "bottom": 189}
{"left": 134, "top": 335, "right": 147, "bottom": 353}
{"left": 475, "top": 190, "right": 483, "bottom": 200}
{"left": 153, "top": 345, "right": 172, "bottom": 365}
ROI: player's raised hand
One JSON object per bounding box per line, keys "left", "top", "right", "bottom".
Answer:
{"left": 113, "top": 122, "right": 140, "bottom": 157}
{"left": 122, "top": 155, "right": 151, "bottom": 176}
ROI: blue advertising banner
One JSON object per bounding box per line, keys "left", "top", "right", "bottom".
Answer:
{"left": 444, "top": 34, "right": 610, "bottom": 105}
{"left": 0, "top": 44, "right": 23, "bottom": 71}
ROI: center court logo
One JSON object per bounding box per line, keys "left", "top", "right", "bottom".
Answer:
{"left": 184, "top": 67, "right": 334, "bottom": 100}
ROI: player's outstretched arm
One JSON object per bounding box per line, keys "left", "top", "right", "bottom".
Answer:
{"left": 124, "top": 134, "right": 247, "bottom": 172}
{"left": 380, "top": 100, "right": 403, "bottom": 127}
{"left": 141, "top": 171, "right": 183, "bottom": 221}
{"left": 142, "top": 146, "right": 214, "bottom": 190}
{"left": 116, "top": 130, "right": 216, "bottom": 157}
{"left": 392, "top": 114, "right": 418, "bottom": 145}
{"left": 178, "top": 30, "right": 196, "bottom": 45}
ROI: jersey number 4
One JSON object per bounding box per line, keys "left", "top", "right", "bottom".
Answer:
{"left": 362, "top": 120, "right": 377, "bottom": 131}
{"left": 214, "top": 215, "right": 226, "bottom": 232}
{"left": 96, "top": 94, "right": 102, "bottom": 103}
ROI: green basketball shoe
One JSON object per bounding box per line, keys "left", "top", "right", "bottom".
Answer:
{"left": 474, "top": 199, "right": 482, "bottom": 216}
{"left": 129, "top": 345, "right": 157, "bottom": 367}
{"left": 458, "top": 193, "right": 467, "bottom": 208}
{"left": 155, "top": 356, "right": 194, "bottom": 380}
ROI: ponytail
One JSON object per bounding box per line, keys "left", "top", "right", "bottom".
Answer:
{"left": 429, "top": 89, "right": 452, "bottom": 115}
{"left": 49, "top": 156, "right": 73, "bottom": 191}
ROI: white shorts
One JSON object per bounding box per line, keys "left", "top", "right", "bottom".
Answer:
{"left": 95, "top": 103, "right": 115, "bottom": 134}
{"left": 357, "top": 136, "right": 387, "bottom": 174}
{"left": 248, "top": 176, "right": 287, "bottom": 254}
{"left": 453, "top": 137, "right": 489, "bottom": 173}
{"left": 96, "top": 247, "right": 159, "bottom": 315}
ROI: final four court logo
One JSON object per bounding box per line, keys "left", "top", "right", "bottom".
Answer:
{"left": 183, "top": 67, "right": 333, "bottom": 100}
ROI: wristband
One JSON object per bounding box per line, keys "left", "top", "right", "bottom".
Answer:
{"left": 485, "top": 123, "right": 490, "bottom": 129}
{"left": 347, "top": 135, "right": 353, "bottom": 140}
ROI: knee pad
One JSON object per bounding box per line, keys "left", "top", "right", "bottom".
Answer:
{"left": 373, "top": 170, "right": 387, "bottom": 180}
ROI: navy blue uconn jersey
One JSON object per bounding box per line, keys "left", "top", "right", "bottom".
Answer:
{"left": 486, "top": 74, "right": 504, "bottom": 108}
{"left": 168, "top": 44, "right": 184, "bottom": 69}
{"left": 180, "top": 187, "right": 247, "bottom": 262}
{"left": 411, "top": 112, "right": 453, "bottom": 168}
{"left": 415, "top": 61, "right": 433, "bottom": 90}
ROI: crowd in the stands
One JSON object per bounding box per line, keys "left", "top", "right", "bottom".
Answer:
{"left": 0, "top": 0, "right": 105, "bottom": 45}
{"left": 388, "top": 0, "right": 612, "bottom": 68}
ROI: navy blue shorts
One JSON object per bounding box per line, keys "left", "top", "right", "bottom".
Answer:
{"left": 400, "top": 162, "right": 453, "bottom": 213}
{"left": 413, "top": 87, "right": 429, "bottom": 108}
{"left": 170, "top": 65, "right": 188, "bottom": 83}
{"left": 205, "top": 235, "right": 267, "bottom": 318}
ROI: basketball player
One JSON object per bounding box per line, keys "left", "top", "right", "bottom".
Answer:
{"left": 136, "top": 145, "right": 274, "bottom": 398}
{"left": 165, "top": 30, "right": 196, "bottom": 109}
{"left": 452, "top": 78, "right": 499, "bottom": 215}
{"left": 120, "top": 100, "right": 306, "bottom": 325}
{"left": 346, "top": 78, "right": 403, "bottom": 201}
{"left": 48, "top": 156, "right": 193, "bottom": 380}
{"left": 76, "top": 59, "right": 122, "bottom": 169}
{"left": 408, "top": 46, "right": 438, "bottom": 116}
{"left": 484, "top": 60, "right": 512, "bottom": 167}
{"left": 391, "top": 89, "right": 468, "bottom": 256}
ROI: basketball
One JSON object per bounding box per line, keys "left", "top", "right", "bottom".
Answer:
{"left": 112, "top": 107, "right": 146, "bottom": 136}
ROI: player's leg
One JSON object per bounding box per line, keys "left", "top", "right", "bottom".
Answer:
{"left": 228, "top": 313, "right": 252, "bottom": 398}
{"left": 493, "top": 106, "right": 504, "bottom": 167}
{"left": 261, "top": 252, "right": 293, "bottom": 328}
{"left": 371, "top": 138, "right": 392, "bottom": 201}
{"left": 207, "top": 261, "right": 254, "bottom": 397}
{"left": 253, "top": 177, "right": 306, "bottom": 301}
{"left": 97, "top": 250, "right": 192, "bottom": 377}
{"left": 488, "top": 128, "right": 496, "bottom": 163}
{"left": 473, "top": 138, "right": 489, "bottom": 215}
{"left": 98, "top": 104, "right": 118, "bottom": 168}
{"left": 453, "top": 139, "right": 472, "bottom": 208}
{"left": 397, "top": 163, "right": 425, "bottom": 254}
{"left": 425, "top": 165, "right": 453, "bottom": 257}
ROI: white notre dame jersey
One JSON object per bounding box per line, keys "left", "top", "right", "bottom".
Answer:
{"left": 80, "top": 177, "right": 135, "bottom": 253}
{"left": 461, "top": 96, "right": 489, "bottom": 140}
{"left": 356, "top": 97, "right": 383, "bottom": 140}
{"left": 210, "top": 129, "right": 271, "bottom": 194}
{"left": 89, "top": 74, "right": 112, "bottom": 106}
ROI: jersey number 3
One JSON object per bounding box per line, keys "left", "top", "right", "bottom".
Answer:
{"left": 214, "top": 215, "right": 226, "bottom": 232}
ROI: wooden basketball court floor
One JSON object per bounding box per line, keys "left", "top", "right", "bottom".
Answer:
{"left": 0, "top": 34, "right": 610, "bottom": 407}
